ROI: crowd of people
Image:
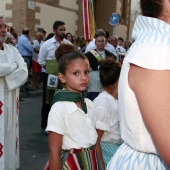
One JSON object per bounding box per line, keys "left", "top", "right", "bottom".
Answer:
{"left": 1, "top": 0, "right": 170, "bottom": 169}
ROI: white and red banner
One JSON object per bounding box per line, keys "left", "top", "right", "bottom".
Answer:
{"left": 0, "top": 79, "right": 4, "bottom": 170}
{"left": 0, "top": 78, "right": 20, "bottom": 170}
{"left": 83, "top": 0, "right": 90, "bottom": 41}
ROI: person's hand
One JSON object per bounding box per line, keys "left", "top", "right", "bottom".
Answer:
{"left": 43, "top": 160, "right": 49, "bottom": 170}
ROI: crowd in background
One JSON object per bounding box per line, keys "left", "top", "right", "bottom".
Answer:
{"left": 4, "top": 25, "right": 132, "bottom": 95}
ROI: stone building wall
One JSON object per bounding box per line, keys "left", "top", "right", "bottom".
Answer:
{"left": 0, "top": 0, "right": 133, "bottom": 41}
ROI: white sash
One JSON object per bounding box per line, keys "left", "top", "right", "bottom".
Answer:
{"left": 0, "top": 78, "right": 5, "bottom": 170}
{"left": 0, "top": 78, "right": 20, "bottom": 170}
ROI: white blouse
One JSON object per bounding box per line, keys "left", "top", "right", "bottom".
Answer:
{"left": 93, "top": 91, "right": 122, "bottom": 144}
{"left": 46, "top": 98, "right": 97, "bottom": 150}
{"left": 119, "top": 15, "right": 170, "bottom": 154}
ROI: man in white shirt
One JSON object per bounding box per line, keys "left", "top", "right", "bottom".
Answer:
{"left": 38, "top": 21, "right": 71, "bottom": 135}
{"left": 109, "top": 35, "right": 126, "bottom": 53}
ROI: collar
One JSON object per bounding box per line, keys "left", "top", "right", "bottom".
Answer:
{"left": 66, "top": 99, "right": 93, "bottom": 115}
{"left": 132, "top": 15, "right": 170, "bottom": 45}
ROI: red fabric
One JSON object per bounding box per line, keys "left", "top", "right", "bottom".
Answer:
{"left": 32, "top": 60, "right": 42, "bottom": 73}
{"left": 63, "top": 147, "right": 101, "bottom": 170}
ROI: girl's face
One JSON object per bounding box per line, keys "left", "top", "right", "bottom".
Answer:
{"left": 95, "top": 36, "right": 106, "bottom": 51}
{"left": 59, "top": 58, "right": 90, "bottom": 93}
{"left": 66, "top": 34, "right": 73, "bottom": 42}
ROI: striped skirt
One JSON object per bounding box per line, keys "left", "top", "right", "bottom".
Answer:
{"left": 61, "top": 146, "right": 103, "bottom": 170}
{"left": 107, "top": 143, "right": 168, "bottom": 170}
{"left": 100, "top": 142, "right": 121, "bottom": 167}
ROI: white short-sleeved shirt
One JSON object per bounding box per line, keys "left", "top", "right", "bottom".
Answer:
{"left": 93, "top": 91, "right": 122, "bottom": 144}
{"left": 46, "top": 98, "right": 97, "bottom": 150}
{"left": 38, "top": 36, "right": 71, "bottom": 66}
{"left": 119, "top": 15, "right": 170, "bottom": 154}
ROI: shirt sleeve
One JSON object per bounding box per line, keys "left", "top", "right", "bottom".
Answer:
{"left": 127, "top": 43, "right": 170, "bottom": 70}
{"left": 93, "top": 98, "right": 111, "bottom": 132}
{"left": 5, "top": 46, "right": 28, "bottom": 90}
{"left": 0, "top": 63, "right": 17, "bottom": 77}
{"left": 46, "top": 102, "right": 65, "bottom": 135}
{"left": 38, "top": 43, "right": 48, "bottom": 66}
{"left": 22, "top": 38, "right": 33, "bottom": 52}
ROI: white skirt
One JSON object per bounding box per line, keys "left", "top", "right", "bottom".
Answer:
{"left": 107, "top": 143, "right": 168, "bottom": 170}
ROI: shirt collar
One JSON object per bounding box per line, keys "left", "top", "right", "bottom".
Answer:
{"left": 66, "top": 99, "right": 93, "bottom": 114}
{"left": 132, "top": 15, "right": 170, "bottom": 45}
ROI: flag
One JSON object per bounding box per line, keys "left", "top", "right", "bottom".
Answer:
{"left": 83, "top": 0, "right": 90, "bottom": 41}
{"left": 83, "top": 0, "right": 96, "bottom": 41}
{"left": 89, "top": 0, "right": 95, "bottom": 40}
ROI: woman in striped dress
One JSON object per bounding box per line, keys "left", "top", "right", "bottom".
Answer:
{"left": 107, "top": 0, "right": 170, "bottom": 169}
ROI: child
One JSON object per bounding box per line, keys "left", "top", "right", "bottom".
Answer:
{"left": 44, "top": 44, "right": 103, "bottom": 170}
{"left": 94, "top": 60, "right": 123, "bottom": 168}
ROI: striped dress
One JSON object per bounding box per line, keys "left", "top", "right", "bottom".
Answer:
{"left": 107, "top": 15, "right": 170, "bottom": 170}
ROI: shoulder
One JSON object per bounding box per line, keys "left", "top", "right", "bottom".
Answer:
{"left": 105, "top": 49, "right": 117, "bottom": 59}
{"left": 51, "top": 101, "right": 78, "bottom": 115}
{"left": 93, "top": 92, "right": 116, "bottom": 107}
{"left": 4, "top": 43, "right": 17, "bottom": 52}
{"left": 63, "top": 38, "right": 72, "bottom": 44}
{"left": 33, "top": 39, "right": 38, "bottom": 43}
{"left": 127, "top": 42, "right": 170, "bottom": 70}
{"left": 105, "top": 49, "right": 114, "bottom": 55}
{"left": 85, "top": 98, "right": 94, "bottom": 109}
{"left": 40, "top": 38, "right": 52, "bottom": 49}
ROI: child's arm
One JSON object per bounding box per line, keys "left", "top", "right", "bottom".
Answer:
{"left": 43, "top": 160, "right": 49, "bottom": 170}
{"left": 48, "top": 131, "right": 63, "bottom": 170}
{"left": 95, "top": 129, "right": 105, "bottom": 170}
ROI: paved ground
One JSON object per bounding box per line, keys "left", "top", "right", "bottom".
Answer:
{"left": 18, "top": 96, "right": 48, "bottom": 170}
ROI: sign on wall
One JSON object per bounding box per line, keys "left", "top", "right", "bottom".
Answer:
{"left": 28, "top": 1, "right": 36, "bottom": 10}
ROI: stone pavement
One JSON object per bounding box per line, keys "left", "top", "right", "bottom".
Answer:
{"left": 19, "top": 76, "right": 43, "bottom": 98}
{"left": 18, "top": 96, "right": 48, "bottom": 170}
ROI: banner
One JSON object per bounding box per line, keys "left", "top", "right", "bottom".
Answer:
{"left": 83, "top": 0, "right": 90, "bottom": 41}
{"left": 89, "top": 0, "right": 95, "bottom": 40}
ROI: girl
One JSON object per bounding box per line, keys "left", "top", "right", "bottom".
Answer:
{"left": 45, "top": 44, "right": 102, "bottom": 170}
{"left": 94, "top": 60, "right": 122, "bottom": 169}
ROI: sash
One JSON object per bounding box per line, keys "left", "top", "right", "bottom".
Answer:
{"left": 90, "top": 50, "right": 103, "bottom": 62}
{"left": 46, "top": 60, "right": 58, "bottom": 76}
{"left": 46, "top": 60, "right": 59, "bottom": 90}
{"left": 0, "top": 78, "right": 20, "bottom": 170}
{"left": 61, "top": 146, "right": 103, "bottom": 170}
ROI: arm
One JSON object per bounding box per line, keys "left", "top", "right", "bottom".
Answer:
{"left": 48, "top": 132, "right": 63, "bottom": 170}
{"left": 34, "top": 47, "right": 39, "bottom": 53}
{"left": 95, "top": 129, "right": 105, "bottom": 170}
{"left": 44, "top": 160, "right": 49, "bottom": 170}
{"left": 0, "top": 63, "right": 17, "bottom": 77}
{"left": 129, "top": 64, "right": 170, "bottom": 167}
{"left": 22, "top": 37, "right": 33, "bottom": 52}
{"left": 38, "top": 43, "right": 48, "bottom": 66}
{"left": 5, "top": 47, "right": 28, "bottom": 90}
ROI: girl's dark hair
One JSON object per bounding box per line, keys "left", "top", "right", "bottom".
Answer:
{"left": 46, "top": 33, "right": 54, "bottom": 41}
{"left": 55, "top": 44, "right": 88, "bottom": 74}
{"left": 140, "top": 0, "right": 163, "bottom": 18}
{"left": 100, "top": 60, "right": 121, "bottom": 87}
{"left": 65, "top": 32, "right": 73, "bottom": 43}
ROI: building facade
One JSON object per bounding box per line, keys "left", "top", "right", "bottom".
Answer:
{"left": 0, "top": 0, "right": 139, "bottom": 41}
